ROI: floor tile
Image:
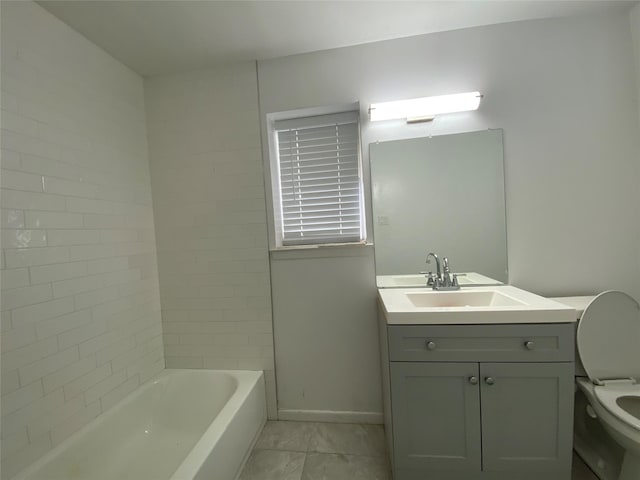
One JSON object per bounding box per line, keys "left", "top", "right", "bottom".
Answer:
{"left": 241, "top": 422, "right": 597, "bottom": 480}
{"left": 308, "top": 423, "right": 386, "bottom": 456}
{"left": 255, "top": 421, "right": 315, "bottom": 452}
{"left": 572, "top": 452, "right": 599, "bottom": 480}
{"left": 238, "top": 449, "right": 306, "bottom": 480}
{"left": 302, "top": 453, "right": 390, "bottom": 480}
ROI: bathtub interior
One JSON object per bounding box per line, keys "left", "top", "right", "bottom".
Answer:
{"left": 14, "top": 370, "right": 259, "bottom": 480}
{"left": 151, "top": 370, "right": 237, "bottom": 432}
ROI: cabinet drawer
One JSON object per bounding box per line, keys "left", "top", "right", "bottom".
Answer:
{"left": 388, "top": 323, "right": 574, "bottom": 362}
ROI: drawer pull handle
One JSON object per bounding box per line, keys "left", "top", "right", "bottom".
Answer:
{"left": 524, "top": 341, "right": 535, "bottom": 350}
{"left": 425, "top": 341, "right": 437, "bottom": 351}
{"left": 484, "top": 377, "right": 495, "bottom": 385}
{"left": 468, "top": 376, "right": 478, "bottom": 385}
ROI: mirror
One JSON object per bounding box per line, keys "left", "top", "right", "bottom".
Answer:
{"left": 370, "top": 129, "right": 508, "bottom": 286}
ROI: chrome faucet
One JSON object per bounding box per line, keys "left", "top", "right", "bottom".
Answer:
{"left": 425, "top": 253, "right": 460, "bottom": 290}
{"left": 425, "top": 252, "right": 441, "bottom": 281}
{"left": 442, "top": 257, "right": 452, "bottom": 287}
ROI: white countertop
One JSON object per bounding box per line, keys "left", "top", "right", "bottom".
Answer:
{"left": 379, "top": 285, "right": 577, "bottom": 325}
{"left": 547, "top": 295, "right": 596, "bottom": 319}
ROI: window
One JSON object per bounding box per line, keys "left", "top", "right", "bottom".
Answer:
{"left": 270, "top": 111, "right": 365, "bottom": 247}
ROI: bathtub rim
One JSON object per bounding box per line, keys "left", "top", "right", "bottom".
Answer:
{"left": 171, "top": 369, "right": 264, "bottom": 480}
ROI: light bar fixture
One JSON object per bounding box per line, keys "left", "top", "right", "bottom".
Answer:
{"left": 369, "top": 91, "right": 482, "bottom": 123}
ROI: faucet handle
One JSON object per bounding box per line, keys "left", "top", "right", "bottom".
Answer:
{"left": 452, "top": 274, "right": 459, "bottom": 287}
{"left": 419, "top": 272, "right": 434, "bottom": 286}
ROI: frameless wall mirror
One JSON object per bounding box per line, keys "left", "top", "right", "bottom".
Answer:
{"left": 370, "top": 129, "right": 508, "bottom": 286}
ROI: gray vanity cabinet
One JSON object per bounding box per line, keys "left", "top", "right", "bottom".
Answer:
{"left": 380, "top": 316, "right": 575, "bottom": 480}
{"left": 479, "top": 362, "right": 574, "bottom": 473}
{"left": 390, "top": 362, "right": 482, "bottom": 472}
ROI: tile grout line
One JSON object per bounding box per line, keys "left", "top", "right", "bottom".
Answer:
{"left": 298, "top": 452, "right": 309, "bottom": 480}
{"left": 252, "top": 447, "right": 308, "bottom": 454}
{"left": 253, "top": 446, "right": 388, "bottom": 460}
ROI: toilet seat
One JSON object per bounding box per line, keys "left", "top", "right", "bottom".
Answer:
{"left": 577, "top": 291, "right": 640, "bottom": 432}
{"left": 594, "top": 383, "right": 640, "bottom": 432}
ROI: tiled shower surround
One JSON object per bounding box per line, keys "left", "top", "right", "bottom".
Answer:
{"left": 0, "top": 4, "right": 164, "bottom": 477}
{"left": 144, "top": 64, "right": 276, "bottom": 417}
{"left": 1, "top": 3, "right": 276, "bottom": 477}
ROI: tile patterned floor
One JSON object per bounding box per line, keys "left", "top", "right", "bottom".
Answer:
{"left": 239, "top": 421, "right": 389, "bottom": 480}
{"left": 239, "top": 421, "right": 599, "bottom": 480}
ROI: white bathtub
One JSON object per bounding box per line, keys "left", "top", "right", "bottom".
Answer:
{"left": 12, "top": 370, "right": 266, "bottom": 480}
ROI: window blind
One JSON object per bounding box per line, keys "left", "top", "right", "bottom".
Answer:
{"left": 274, "top": 112, "right": 364, "bottom": 246}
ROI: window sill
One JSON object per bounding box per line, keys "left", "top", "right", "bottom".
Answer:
{"left": 269, "top": 242, "right": 373, "bottom": 261}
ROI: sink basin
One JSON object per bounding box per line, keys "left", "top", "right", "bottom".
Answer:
{"left": 406, "top": 290, "right": 525, "bottom": 308}
{"left": 378, "top": 285, "right": 577, "bottom": 325}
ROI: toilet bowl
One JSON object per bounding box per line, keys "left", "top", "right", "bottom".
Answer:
{"left": 576, "top": 291, "right": 640, "bottom": 480}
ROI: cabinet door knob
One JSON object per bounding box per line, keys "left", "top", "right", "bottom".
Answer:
{"left": 468, "top": 376, "right": 478, "bottom": 385}
{"left": 484, "top": 377, "right": 495, "bottom": 385}
{"left": 524, "top": 341, "right": 535, "bottom": 350}
{"left": 425, "top": 341, "right": 436, "bottom": 351}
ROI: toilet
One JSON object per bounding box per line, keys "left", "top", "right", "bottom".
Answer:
{"left": 575, "top": 291, "right": 640, "bottom": 480}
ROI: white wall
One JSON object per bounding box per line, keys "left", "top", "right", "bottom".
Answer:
{"left": 269, "top": 247, "right": 380, "bottom": 422}
{"left": 0, "top": 2, "right": 164, "bottom": 477}
{"left": 144, "top": 63, "right": 277, "bottom": 418}
{"left": 258, "top": 11, "right": 640, "bottom": 417}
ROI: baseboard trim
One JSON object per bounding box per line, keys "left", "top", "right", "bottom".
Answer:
{"left": 277, "top": 409, "right": 383, "bottom": 424}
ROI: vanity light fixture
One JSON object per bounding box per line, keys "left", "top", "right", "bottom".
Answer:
{"left": 369, "top": 91, "right": 482, "bottom": 123}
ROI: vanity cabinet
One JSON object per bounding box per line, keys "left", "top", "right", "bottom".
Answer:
{"left": 379, "top": 312, "right": 575, "bottom": 480}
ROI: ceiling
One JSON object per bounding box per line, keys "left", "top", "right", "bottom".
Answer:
{"left": 37, "top": 0, "right": 636, "bottom": 77}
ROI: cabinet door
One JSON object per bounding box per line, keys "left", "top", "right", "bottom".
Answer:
{"left": 390, "top": 362, "right": 481, "bottom": 472}
{"left": 480, "top": 362, "right": 574, "bottom": 473}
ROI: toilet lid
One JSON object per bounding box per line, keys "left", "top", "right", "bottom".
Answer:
{"left": 577, "top": 291, "right": 640, "bottom": 383}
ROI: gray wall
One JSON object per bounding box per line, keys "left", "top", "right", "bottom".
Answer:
{"left": 634, "top": 4, "right": 640, "bottom": 128}
{"left": 258, "top": 11, "right": 640, "bottom": 419}
{"left": 632, "top": 4, "right": 640, "bottom": 310}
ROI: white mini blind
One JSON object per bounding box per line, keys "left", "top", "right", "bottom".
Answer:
{"left": 274, "top": 112, "right": 364, "bottom": 246}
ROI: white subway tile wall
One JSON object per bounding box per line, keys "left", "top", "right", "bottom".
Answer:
{"left": 0, "top": 3, "right": 164, "bottom": 477}
{"left": 144, "top": 64, "right": 277, "bottom": 417}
